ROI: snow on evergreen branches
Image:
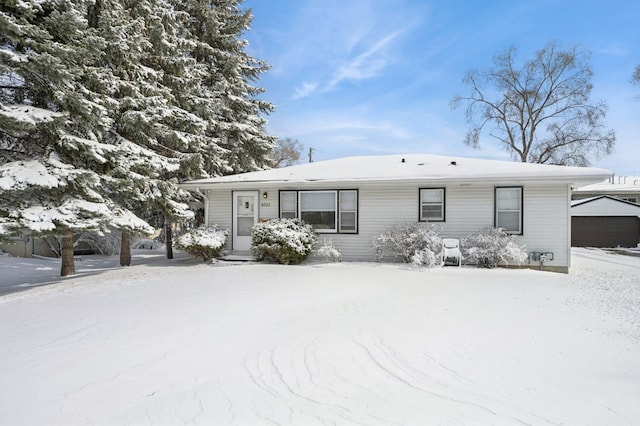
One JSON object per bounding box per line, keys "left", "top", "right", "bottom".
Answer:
{"left": 1, "top": 0, "right": 275, "bottom": 274}
{"left": 0, "top": 160, "right": 64, "bottom": 190}
{"left": 0, "top": 104, "right": 63, "bottom": 125}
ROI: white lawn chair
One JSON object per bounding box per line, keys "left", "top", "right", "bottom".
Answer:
{"left": 441, "top": 238, "right": 462, "bottom": 267}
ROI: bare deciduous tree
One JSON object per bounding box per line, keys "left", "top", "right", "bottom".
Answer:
{"left": 270, "top": 138, "right": 303, "bottom": 168}
{"left": 633, "top": 65, "right": 640, "bottom": 85}
{"left": 451, "top": 41, "right": 615, "bottom": 166}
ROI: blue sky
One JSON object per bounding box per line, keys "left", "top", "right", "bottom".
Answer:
{"left": 242, "top": 0, "right": 639, "bottom": 175}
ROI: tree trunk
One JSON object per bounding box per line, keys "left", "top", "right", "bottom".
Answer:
{"left": 165, "top": 218, "right": 173, "bottom": 259}
{"left": 120, "top": 230, "right": 131, "bottom": 266}
{"left": 60, "top": 229, "right": 75, "bottom": 277}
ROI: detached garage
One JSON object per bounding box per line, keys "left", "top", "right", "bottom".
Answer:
{"left": 571, "top": 196, "right": 640, "bottom": 248}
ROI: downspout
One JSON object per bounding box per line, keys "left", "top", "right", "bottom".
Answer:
{"left": 566, "top": 184, "right": 572, "bottom": 272}
{"left": 195, "top": 187, "right": 209, "bottom": 226}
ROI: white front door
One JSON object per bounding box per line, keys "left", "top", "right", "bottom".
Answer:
{"left": 233, "top": 191, "right": 259, "bottom": 251}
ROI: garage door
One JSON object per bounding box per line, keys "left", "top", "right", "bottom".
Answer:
{"left": 572, "top": 216, "right": 640, "bottom": 247}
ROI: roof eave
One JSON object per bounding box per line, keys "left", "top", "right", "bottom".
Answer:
{"left": 180, "top": 172, "right": 611, "bottom": 189}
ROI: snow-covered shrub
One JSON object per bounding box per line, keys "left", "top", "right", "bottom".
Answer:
{"left": 412, "top": 248, "right": 439, "bottom": 267}
{"left": 461, "top": 227, "right": 527, "bottom": 268}
{"left": 251, "top": 218, "right": 317, "bottom": 265}
{"left": 372, "top": 222, "right": 442, "bottom": 267}
{"left": 316, "top": 239, "right": 342, "bottom": 262}
{"left": 175, "top": 226, "right": 228, "bottom": 262}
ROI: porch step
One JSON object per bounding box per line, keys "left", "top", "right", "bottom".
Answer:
{"left": 221, "top": 252, "right": 253, "bottom": 261}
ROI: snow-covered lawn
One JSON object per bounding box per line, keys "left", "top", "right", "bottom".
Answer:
{"left": 1, "top": 248, "right": 639, "bottom": 425}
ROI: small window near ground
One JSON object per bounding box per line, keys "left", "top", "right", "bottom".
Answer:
{"left": 495, "top": 187, "right": 522, "bottom": 234}
{"left": 279, "top": 191, "right": 297, "bottom": 218}
{"left": 419, "top": 188, "right": 445, "bottom": 222}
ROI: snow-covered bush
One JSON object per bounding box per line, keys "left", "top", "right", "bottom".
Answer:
{"left": 175, "top": 226, "right": 228, "bottom": 262}
{"left": 251, "top": 218, "right": 317, "bottom": 265}
{"left": 412, "top": 248, "right": 439, "bottom": 268}
{"left": 461, "top": 227, "right": 527, "bottom": 268}
{"left": 372, "top": 222, "right": 442, "bottom": 267}
{"left": 316, "top": 239, "right": 342, "bottom": 262}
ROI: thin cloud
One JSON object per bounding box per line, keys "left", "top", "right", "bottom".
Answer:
{"left": 288, "top": 30, "right": 404, "bottom": 100}
{"left": 292, "top": 82, "right": 319, "bottom": 100}
{"left": 326, "top": 31, "right": 402, "bottom": 91}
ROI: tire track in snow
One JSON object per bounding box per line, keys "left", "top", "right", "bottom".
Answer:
{"left": 353, "top": 333, "right": 560, "bottom": 425}
{"left": 245, "top": 344, "right": 372, "bottom": 425}
{"left": 244, "top": 335, "right": 402, "bottom": 425}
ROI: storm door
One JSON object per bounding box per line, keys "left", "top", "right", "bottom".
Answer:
{"left": 232, "top": 191, "right": 259, "bottom": 251}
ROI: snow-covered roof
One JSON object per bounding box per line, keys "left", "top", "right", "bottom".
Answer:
{"left": 573, "top": 176, "right": 640, "bottom": 193}
{"left": 182, "top": 154, "right": 611, "bottom": 187}
{"left": 572, "top": 195, "right": 640, "bottom": 207}
{"left": 571, "top": 195, "right": 640, "bottom": 217}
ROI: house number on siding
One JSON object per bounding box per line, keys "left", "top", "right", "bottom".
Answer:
{"left": 261, "top": 202, "right": 271, "bottom": 207}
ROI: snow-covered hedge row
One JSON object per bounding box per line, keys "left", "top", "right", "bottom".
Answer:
{"left": 372, "top": 223, "right": 443, "bottom": 267}
{"left": 461, "top": 227, "right": 527, "bottom": 268}
{"left": 175, "top": 226, "right": 228, "bottom": 262}
{"left": 372, "top": 224, "right": 528, "bottom": 269}
{"left": 251, "top": 218, "right": 317, "bottom": 265}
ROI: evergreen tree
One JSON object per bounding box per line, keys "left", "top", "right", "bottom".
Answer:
{"left": 0, "top": 0, "right": 147, "bottom": 275}
{"left": 175, "top": 0, "right": 275, "bottom": 174}
{"left": 82, "top": 0, "right": 199, "bottom": 260}
{"left": 2, "top": 0, "right": 276, "bottom": 269}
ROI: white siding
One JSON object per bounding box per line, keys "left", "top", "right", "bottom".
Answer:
{"left": 328, "top": 183, "right": 495, "bottom": 261}
{"left": 206, "top": 188, "right": 232, "bottom": 230}
{"left": 258, "top": 190, "right": 279, "bottom": 220}
{"left": 521, "top": 184, "right": 571, "bottom": 269}
{"left": 205, "top": 188, "right": 232, "bottom": 251}
{"left": 440, "top": 186, "right": 494, "bottom": 238}
{"left": 203, "top": 181, "right": 573, "bottom": 270}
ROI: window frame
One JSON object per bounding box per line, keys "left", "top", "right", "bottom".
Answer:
{"left": 278, "top": 189, "right": 359, "bottom": 234}
{"left": 419, "top": 187, "right": 446, "bottom": 222}
{"left": 494, "top": 186, "right": 523, "bottom": 235}
{"left": 338, "top": 189, "right": 358, "bottom": 233}
{"left": 279, "top": 190, "right": 298, "bottom": 219}
{"left": 299, "top": 190, "right": 338, "bottom": 233}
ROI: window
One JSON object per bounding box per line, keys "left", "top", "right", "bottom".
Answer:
{"left": 339, "top": 190, "right": 358, "bottom": 233}
{"left": 495, "top": 187, "right": 522, "bottom": 234}
{"left": 279, "top": 191, "right": 297, "bottom": 218}
{"left": 419, "top": 188, "right": 445, "bottom": 221}
{"left": 620, "top": 197, "right": 638, "bottom": 203}
{"left": 300, "top": 191, "right": 337, "bottom": 231}
{"left": 279, "top": 189, "right": 358, "bottom": 234}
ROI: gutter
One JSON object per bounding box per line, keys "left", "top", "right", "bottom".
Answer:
{"left": 180, "top": 173, "right": 613, "bottom": 190}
